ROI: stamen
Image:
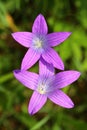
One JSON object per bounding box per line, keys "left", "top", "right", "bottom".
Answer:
{"left": 32, "top": 36, "right": 44, "bottom": 50}
{"left": 37, "top": 76, "right": 54, "bottom": 94}
{"left": 35, "top": 38, "right": 43, "bottom": 48}
{"left": 37, "top": 83, "right": 46, "bottom": 94}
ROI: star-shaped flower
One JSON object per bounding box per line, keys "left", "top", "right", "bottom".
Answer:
{"left": 13, "top": 58, "right": 80, "bottom": 115}
{"left": 12, "top": 14, "right": 71, "bottom": 70}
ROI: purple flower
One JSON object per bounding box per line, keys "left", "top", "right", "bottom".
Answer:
{"left": 13, "top": 58, "right": 81, "bottom": 115}
{"left": 12, "top": 14, "right": 71, "bottom": 70}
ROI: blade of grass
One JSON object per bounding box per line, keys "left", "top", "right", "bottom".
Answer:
{"left": 0, "top": 73, "right": 14, "bottom": 84}
{"left": 30, "top": 115, "right": 50, "bottom": 130}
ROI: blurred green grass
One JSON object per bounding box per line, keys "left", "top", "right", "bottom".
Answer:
{"left": 0, "top": 0, "right": 87, "bottom": 130}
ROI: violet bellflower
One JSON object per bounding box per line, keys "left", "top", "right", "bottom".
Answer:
{"left": 12, "top": 14, "right": 71, "bottom": 70}
{"left": 13, "top": 57, "right": 81, "bottom": 115}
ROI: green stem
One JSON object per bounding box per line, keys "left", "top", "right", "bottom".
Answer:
{"left": 0, "top": 73, "right": 14, "bottom": 83}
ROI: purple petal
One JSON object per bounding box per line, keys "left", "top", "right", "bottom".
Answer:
{"left": 39, "top": 57, "right": 54, "bottom": 77}
{"left": 13, "top": 70, "right": 39, "bottom": 90}
{"left": 47, "top": 32, "right": 71, "bottom": 47}
{"left": 48, "top": 90, "right": 74, "bottom": 108}
{"left": 12, "top": 32, "right": 33, "bottom": 47}
{"left": 32, "top": 14, "right": 48, "bottom": 35}
{"left": 53, "top": 71, "right": 81, "bottom": 89}
{"left": 42, "top": 48, "right": 64, "bottom": 70}
{"left": 28, "top": 91, "right": 47, "bottom": 115}
{"left": 21, "top": 48, "right": 40, "bottom": 70}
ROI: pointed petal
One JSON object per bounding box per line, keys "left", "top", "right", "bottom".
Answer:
{"left": 28, "top": 91, "right": 47, "bottom": 115}
{"left": 21, "top": 48, "right": 40, "bottom": 70}
{"left": 32, "top": 14, "right": 48, "bottom": 35}
{"left": 47, "top": 32, "right": 71, "bottom": 47}
{"left": 54, "top": 71, "right": 81, "bottom": 89}
{"left": 13, "top": 70, "right": 39, "bottom": 90}
{"left": 42, "top": 48, "right": 64, "bottom": 70}
{"left": 48, "top": 90, "right": 74, "bottom": 108}
{"left": 39, "top": 57, "right": 54, "bottom": 77}
{"left": 12, "top": 32, "right": 33, "bottom": 47}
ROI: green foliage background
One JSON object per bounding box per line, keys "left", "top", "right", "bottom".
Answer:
{"left": 0, "top": 0, "right": 87, "bottom": 130}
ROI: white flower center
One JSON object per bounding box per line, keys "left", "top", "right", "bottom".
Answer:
{"left": 32, "top": 35, "right": 47, "bottom": 52}
{"left": 34, "top": 37, "right": 43, "bottom": 49}
{"left": 37, "top": 82, "right": 47, "bottom": 94}
{"left": 37, "top": 76, "right": 55, "bottom": 94}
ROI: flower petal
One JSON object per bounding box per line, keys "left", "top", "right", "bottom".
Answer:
{"left": 12, "top": 32, "right": 33, "bottom": 47}
{"left": 28, "top": 91, "right": 47, "bottom": 115}
{"left": 42, "top": 48, "right": 64, "bottom": 70}
{"left": 13, "top": 70, "right": 39, "bottom": 90}
{"left": 53, "top": 71, "right": 81, "bottom": 89}
{"left": 48, "top": 90, "right": 74, "bottom": 108}
{"left": 21, "top": 48, "right": 40, "bottom": 70}
{"left": 47, "top": 32, "right": 71, "bottom": 47}
{"left": 32, "top": 14, "right": 48, "bottom": 35}
{"left": 39, "top": 57, "right": 54, "bottom": 77}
